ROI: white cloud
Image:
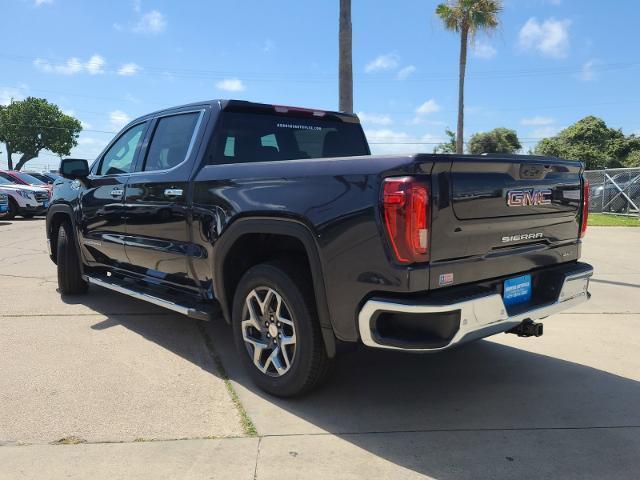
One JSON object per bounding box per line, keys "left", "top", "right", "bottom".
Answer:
{"left": 521, "top": 116, "right": 555, "bottom": 126}
{"left": 577, "top": 59, "right": 599, "bottom": 82}
{"left": 85, "top": 55, "right": 106, "bottom": 75}
{"left": 366, "top": 129, "right": 411, "bottom": 153}
{"left": 416, "top": 99, "right": 441, "bottom": 116}
{"left": 0, "top": 87, "right": 26, "bottom": 106}
{"left": 365, "top": 53, "right": 400, "bottom": 73}
{"left": 357, "top": 112, "right": 393, "bottom": 126}
{"left": 34, "top": 57, "right": 83, "bottom": 75}
{"left": 518, "top": 17, "right": 571, "bottom": 58}
{"left": 472, "top": 41, "right": 497, "bottom": 59}
{"left": 396, "top": 65, "right": 416, "bottom": 80}
{"left": 133, "top": 10, "right": 167, "bottom": 34}
{"left": 215, "top": 78, "right": 245, "bottom": 92}
{"left": 117, "top": 62, "right": 140, "bottom": 76}
{"left": 531, "top": 126, "right": 561, "bottom": 138}
{"left": 366, "top": 130, "right": 444, "bottom": 154}
{"left": 34, "top": 55, "right": 108, "bottom": 75}
{"left": 78, "top": 137, "right": 100, "bottom": 146}
{"left": 35, "top": 0, "right": 53, "bottom": 5}
{"left": 109, "top": 110, "right": 130, "bottom": 129}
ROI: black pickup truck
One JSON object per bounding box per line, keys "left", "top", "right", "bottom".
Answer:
{"left": 46, "top": 100, "right": 593, "bottom": 396}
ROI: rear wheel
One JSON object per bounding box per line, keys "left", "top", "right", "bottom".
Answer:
{"left": 232, "top": 260, "right": 332, "bottom": 397}
{"left": 56, "top": 221, "right": 88, "bottom": 295}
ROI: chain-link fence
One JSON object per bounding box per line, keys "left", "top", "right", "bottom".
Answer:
{"left": 584, "top": 167, "right": 640, "bottom": 216}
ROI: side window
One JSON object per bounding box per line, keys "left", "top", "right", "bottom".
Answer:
{"left": 143, "top": 112, "right": 200, "bottom": 172}
{"left": 260, "top": 134, "right": 279, "bottom": 150}
{"left": 98, "top": 123, "right": 147, "bottom": 175}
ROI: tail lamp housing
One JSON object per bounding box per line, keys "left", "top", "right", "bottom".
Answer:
{"left": 580, "top": 176, "right": 589, "bottom": 238}
{"left": 381, "top": 177, "right": 430, "bottom": 264}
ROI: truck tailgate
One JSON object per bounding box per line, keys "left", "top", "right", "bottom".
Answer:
{"left": 429, "top": 155, "right": 584, "bottom": 289}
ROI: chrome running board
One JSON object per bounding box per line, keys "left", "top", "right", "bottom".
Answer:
{"left": 85, "top": 275, "right": 211, "bottom": 321}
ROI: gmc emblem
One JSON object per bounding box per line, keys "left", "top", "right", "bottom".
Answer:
{"left": 506, "top": 189, "right": 552, "bottom": 207}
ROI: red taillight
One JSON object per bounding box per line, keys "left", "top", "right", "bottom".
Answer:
{"left": 381, "top": 177, "right": 430, "bottom": 264}
{"left": 580, "top": 177, "right": 589, "bottom": 238}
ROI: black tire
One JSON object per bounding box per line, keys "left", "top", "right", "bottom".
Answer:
{"left": 5, "top": 198, "right": 17, "bottom": 220}
{"left": 56, "top": 221, "right": 88, "bottom": 295}
{"left": 231, "top": 260, "right": 332, "bottom": 397}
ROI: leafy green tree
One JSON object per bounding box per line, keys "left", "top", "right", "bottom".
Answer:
{"left": 434, "top": 128, "right": 457, "bottom": 153}
{"left": 435, "top": 0, "right": 502, "bottom": 154}
{"left": 0, "top": 97, "right": 81, "bottom": 170}
{"left": 626, "top": 149, "right": 640, "bottom": 167}
{"left": 468, "top": 127, "right": 521, "bottom": 154}
{"left": 534, "top": 116, "right": 638, "bottom": 169}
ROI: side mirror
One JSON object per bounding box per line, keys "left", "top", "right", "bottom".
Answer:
{"left": 60, "top": 158, "right": 89, "bottom": 179}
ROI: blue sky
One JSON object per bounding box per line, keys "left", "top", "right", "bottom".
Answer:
{"left": 1, "top": 0, "right": 639, "bottom": 170}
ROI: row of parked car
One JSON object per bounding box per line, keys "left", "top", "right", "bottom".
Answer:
{"left": 0, "top": 170, "right": 59, "bottom": 219}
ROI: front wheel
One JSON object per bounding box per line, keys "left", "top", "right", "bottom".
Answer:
{"left": 56, "top": 222, "right": 88, "bottom": 295}
{"left": 232, "top": 260, "right": 332, "bottom": 397}
{"left": 5, "top": 198, "right": 17, "bottom": 220}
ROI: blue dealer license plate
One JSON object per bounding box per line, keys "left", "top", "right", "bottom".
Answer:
{"left": 503, "top": 274, "right": 532, "bottom": 306}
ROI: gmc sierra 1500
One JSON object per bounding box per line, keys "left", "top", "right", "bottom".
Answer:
{"left": 46, "top": 100, "right": 593, "bottom": 396}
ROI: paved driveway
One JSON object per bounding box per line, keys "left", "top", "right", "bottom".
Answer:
{"left": 1, "top": 220, "right": 638, "bottom": 479}
{"left": 0, "top": 219, "right": 242, "bottom": 444}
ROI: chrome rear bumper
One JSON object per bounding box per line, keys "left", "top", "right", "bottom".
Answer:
{"left": 358, "top": 265, "right": 593, "bottom": 352}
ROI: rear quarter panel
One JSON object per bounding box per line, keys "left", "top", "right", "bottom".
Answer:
{"left": 191, "top": 155, "right": 432, "bottom": 340}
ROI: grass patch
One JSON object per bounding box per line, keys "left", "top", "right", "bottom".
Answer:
{"left": 588, "top": 213, "right": 640, "bottom": 227}
{"left": 52, "top": 436, "right": 87, "bottom": 445}
{"left": 197, "top": 322, "right": 258, "bottom": 437}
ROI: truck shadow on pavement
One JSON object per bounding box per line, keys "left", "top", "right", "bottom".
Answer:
{"left": 73, "top": 287, "right": 640, "bottom": 479}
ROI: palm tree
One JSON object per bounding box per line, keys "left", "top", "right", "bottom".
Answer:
{"left": 339, "top": 0, "right": 353, "bottom": 113}
{"left": 436, "top": 0, "right": 501, "bottom": 154}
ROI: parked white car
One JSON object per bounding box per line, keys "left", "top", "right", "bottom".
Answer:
{"left": 0, "top": 176, "right": 50, "bottom": 219}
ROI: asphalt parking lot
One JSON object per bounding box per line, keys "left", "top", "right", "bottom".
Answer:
{"left": 1, "top": 219, "right": 639, "bottom": 479}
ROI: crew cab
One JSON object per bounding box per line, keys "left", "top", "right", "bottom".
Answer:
{"left": 46, "top": 100, "right": 593, "bottom": 396}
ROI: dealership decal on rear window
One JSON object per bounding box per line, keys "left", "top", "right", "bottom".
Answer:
{"left": 276, "top": 123, "right": 322, "bottom": 131}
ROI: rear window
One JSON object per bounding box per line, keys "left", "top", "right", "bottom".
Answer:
{"left": 208, "top": 112, "right": 369, "bottom": 164}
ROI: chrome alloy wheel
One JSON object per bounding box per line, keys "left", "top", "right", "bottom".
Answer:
{"left": 241, "top": 287, "right": 297, "bottom": 377}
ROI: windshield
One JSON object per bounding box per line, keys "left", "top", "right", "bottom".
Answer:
{"left": 210, "top": 112, "right": 369, "bottom": 164}
{"left": 14, "top": 172, "right": 46, "bottom": 185}
{"left": 25, "top": 173, "right": 49, "bottom": 182}
{"left": 0, "top": 176, "right": 16, "bottom": 185}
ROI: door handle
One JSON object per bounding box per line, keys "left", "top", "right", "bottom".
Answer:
{"left": 164, "top": 188, "right": 183, "bottom": 198}
{"left": 110, "top": 188, "right": 124, "bottom": 197}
